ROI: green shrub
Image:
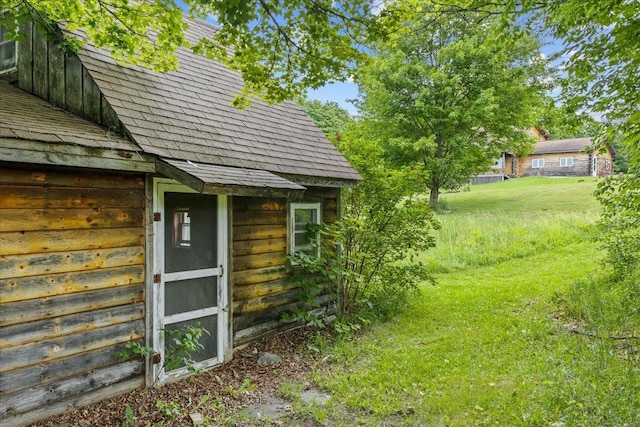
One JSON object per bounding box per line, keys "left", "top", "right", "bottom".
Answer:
{"left": 595, "top": 173, "right": 640, "bottom": 281}
{"left": 287, "top": 129, "right": 439, "bottom": 328}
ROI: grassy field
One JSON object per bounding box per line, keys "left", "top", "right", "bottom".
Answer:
{"left": 298, "top": 177, "right": 640, "bottom": 426}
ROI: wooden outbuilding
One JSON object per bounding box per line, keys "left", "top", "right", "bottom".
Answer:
{"left": 0, "top": 17, "right": 360, "bottom": 426}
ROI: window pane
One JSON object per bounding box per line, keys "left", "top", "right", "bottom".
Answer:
{"left": 164, "top": 276, "right": 218, "bottom": 316}
{"left": 0, "top": 25, "right": 16, "bottom": 72}
{"left": 294, "top": 232, "right": 309, "bottom": 246}
{"left": 173, "top": 209, "right": 191, "bottom": 247}
{"left": 290, "top": 204, "right": 321, "bottom": 257}
{"left": 295, "top": 209, "right": 315, "bottom": 224}
{"left": 164, "top": 193, "right": 217, "bottom": 273}
{"left": 0, "top": 43, "right": 16, "bottom": 70}
{"left": 164, "top": 316, "right": 217, "bottom": 366}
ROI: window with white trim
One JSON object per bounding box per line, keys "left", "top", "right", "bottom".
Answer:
{"left": 290, "top": 202, "right": 322, "bottom": 257}
{"left": 532, "top": 158, "right": 545, "bottom": 168}
{"left": 0, "top": 25, "right": 17, "bottom": 74}
{"left": 559, "top": 157, "right": 574, "bottom": 167}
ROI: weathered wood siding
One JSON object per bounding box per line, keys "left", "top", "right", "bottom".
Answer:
{"left": 16, "top": 23, "right": 122, "bottom": 133}
{"left": 596, "top": 152, "right": 614, "bottom": 177}
{"left": 232, "top": 187, "right": 339, "bottom": 346}
{"left": 519, "top": 152, "right": 591, "bottom": 177}
{"left": 0, "top": 166, "right": 146, "bottom": 427}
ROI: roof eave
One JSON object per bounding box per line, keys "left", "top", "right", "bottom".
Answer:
{"left": 278, "top": 173, "right": 361, "bottom": 189}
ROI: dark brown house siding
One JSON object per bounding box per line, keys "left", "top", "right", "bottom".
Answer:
{"left": 231, "top": 187, "right": 338, "bottom": 346}
{"left": 0, "top": 166, "right": 146, "bottom": 426}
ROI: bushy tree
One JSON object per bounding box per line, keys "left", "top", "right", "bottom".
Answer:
{"left": 357, "top": 10, "right": 549, "bottom": 207}
{"left": 535, "top": 97, "right": 602, "bottom": 140}
{"left": 291, "top": 123, "right": 439, "bottom": 323}
{"left": 300, "top": 100, "right": 353, "bottom": 140}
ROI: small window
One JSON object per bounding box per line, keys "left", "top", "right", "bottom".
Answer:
{"left": 559, "top": 157, "right": 573, "bottom": 167}
{"left": 490, "top": 157, "right": 504, "bottom": 169}
{"left": 290, "top": 202, "right": 322, "bottom": 257}
{"left": 0, "top": 25, "right": 17, "bottom": 74}
{"left": 532, "top": 158, "right": 545, "bottom": 168}
{"left": 173, "top": 207, "right": 191, "bottom": 248}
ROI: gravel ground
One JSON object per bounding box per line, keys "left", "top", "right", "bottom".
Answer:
{"left": 31, "top": 327, "right": 322, "bottom": 427}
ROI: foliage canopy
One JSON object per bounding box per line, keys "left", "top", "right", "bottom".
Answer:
{"left": 357, "top": 10, "right": 549, "bottom": 207}
{"left": 300, "top": 99, "right": 353, "bottom": 140}
{"left": 2, "top": 0, "right": 393, "bottom": 104}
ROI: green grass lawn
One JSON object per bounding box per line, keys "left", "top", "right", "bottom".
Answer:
{"left": 302, "top": 177, "right": 640, "bottom": 426}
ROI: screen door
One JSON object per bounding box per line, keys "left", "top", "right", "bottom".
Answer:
{"left": 154, "top": 183, "right": 227, "bottom": 381}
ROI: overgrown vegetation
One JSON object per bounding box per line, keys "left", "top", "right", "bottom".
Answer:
{"left": 306, "top": 178, "right": 639, "bottom": 426}
{"left": 287, "top": 126, "right": 439, "bottom": 330}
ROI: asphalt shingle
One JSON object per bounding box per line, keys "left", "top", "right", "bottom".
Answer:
{"left": 533, "top": 138, "right": 594, "bottom": 154}
{"left": 75, "top": 17, "right": 361, "bottom": 183}
{"left": 0, "top": 82, "right": 138, "bottom": 152}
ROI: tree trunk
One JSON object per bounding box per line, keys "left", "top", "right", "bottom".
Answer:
{"left": 429, "top": 187, "right": 440, "bottom": 209}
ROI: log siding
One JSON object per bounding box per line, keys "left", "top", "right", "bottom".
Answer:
{"left": 231, "top": 188, "right": 339, "bottom": 346}
{"left": 0, "top": 166, "right": 145, "bottom": 427}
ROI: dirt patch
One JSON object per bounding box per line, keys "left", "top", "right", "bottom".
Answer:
{"left": 31, "top": 327, "right": 322, "bottom": 427}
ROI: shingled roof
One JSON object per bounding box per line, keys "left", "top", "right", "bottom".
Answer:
{"left": 533, "top": 138, "right": 593, "bottom": 154}
{"left": 0, "top": 81, "right": 136, "bottom": 152}
{"left": 74, "top": 17, "right": 361, "bottom": 185}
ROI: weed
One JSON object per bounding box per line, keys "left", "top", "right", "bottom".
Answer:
{"left": 120, "top": 406, "right": 135, "bottom": 427}
{"left": 114, "top": 322, "right": 209, "bottom": 384}
{"left": 155, "top": 400, "right": 180, "bottom": 421}
{"left": 226, "top": 378, "right": 255, "bottom": 397}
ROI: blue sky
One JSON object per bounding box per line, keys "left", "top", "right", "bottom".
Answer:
{"left": 307, "top": 82, "right": 359, "bottom": 115}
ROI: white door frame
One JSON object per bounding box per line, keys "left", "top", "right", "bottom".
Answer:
{"left": 152, "top": 178, "right": 228, "bottom": 383}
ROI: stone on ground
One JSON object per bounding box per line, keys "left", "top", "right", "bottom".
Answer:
{"left": 257, "top": 352, "right": 282, "bottom": 366}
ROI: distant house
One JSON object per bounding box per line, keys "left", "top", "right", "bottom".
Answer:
{"left": 0, "top": 17, "right": 359, "bottom": 426}
{"left": 513, "top": 138, "right": 614, "bottom": 177}
{"left": 474, "top": 130, "right": 614, "bottom": 184}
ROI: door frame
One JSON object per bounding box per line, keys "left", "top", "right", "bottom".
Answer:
{"left": 152, "top": 178, "right": 229, "bottom": 383}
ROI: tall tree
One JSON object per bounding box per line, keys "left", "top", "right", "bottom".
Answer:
{"left": 300, "top": 100, "right": 353, "bottom": 140}
{"left": 358, "top": 11, "right": 549, "bottom": 207}
{"left": 1, "top": 0, "right": 393, "bottom": 104}
{"left": 425, "top": 0, "right": 638, "bottom": 164}
{"left": 433, "top": 0, "right": 639, "bottom": 281}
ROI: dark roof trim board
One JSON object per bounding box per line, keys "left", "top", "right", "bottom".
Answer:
{"left": 0, "top": 137, "right": 156, "bottom": 172}
{"left": 157, "top": 158, "right": 306, "bottom": 198}
{"left": 279, "top": 174, "right": 358, "bottom": 189}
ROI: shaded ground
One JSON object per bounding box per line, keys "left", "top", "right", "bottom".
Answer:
{"left": 33, "top": 327, "right": 322, "bottom": 427}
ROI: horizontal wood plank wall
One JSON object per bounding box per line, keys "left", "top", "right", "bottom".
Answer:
{"left": 232, "top": 187, "right": 338, "bottom": 346}
{"left": 17, "top": 22, "right": 122, "bottom": 133}
{"left": 519, "top": 153, "right": 591, "bottom": 177}
{"left": 0, "top": 166, "right": 145, "bottom": 427}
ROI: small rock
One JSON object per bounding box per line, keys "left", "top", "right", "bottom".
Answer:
{"left": 189, "top": 412, "right": 204, "bottom": 426}
{"left": 257, "top": 352, "right": 282, "bottom": 366}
